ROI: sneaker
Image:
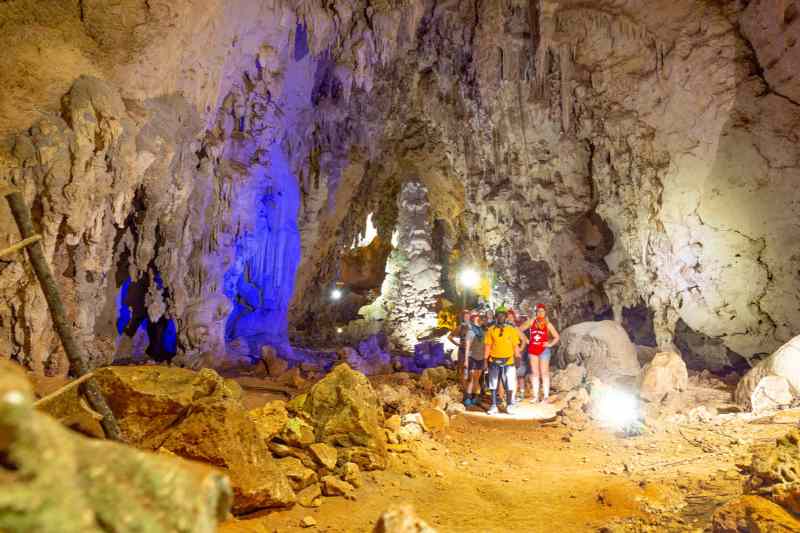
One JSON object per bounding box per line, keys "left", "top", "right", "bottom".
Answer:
{"left": 463, "top": 398, "right": 474, "bottom": 407}
{"left": 517, "top": 391, "right": 525, "bottom": 401}
{"left": 487, "top": 404, "right": 499, "bottom": 415}
{"left": 506, "top": 403, "right": 517, "bottom": 415}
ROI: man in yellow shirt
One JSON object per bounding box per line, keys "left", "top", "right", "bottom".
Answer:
{"left": 484, "top": 309, "right": 522, "bottom": 415}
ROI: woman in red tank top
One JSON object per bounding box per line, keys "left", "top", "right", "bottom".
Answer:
{"left": 518, "top": 304, "right": 560, "bottom": 403}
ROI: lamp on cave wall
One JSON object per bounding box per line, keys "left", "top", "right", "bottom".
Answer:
{"left": 458, "top": 267, "right": 480, "bottom": 308}
{"left": 330, "top": 288, "right": 343, "bottom": 301}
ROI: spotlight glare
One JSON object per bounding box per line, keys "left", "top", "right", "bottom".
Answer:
{"left": 459, "top": 268, "right": 480, "bottom": 289}
{"left": 594, "top": 387, "right": 639, "bottom": 431}
{"left": 336, "top": 327, "right": 343, "bottom": 334}
{"left": 331, "top": 288, "right": 343, "bottom": 301}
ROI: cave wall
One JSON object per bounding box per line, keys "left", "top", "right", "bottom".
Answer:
{"left": 1, "top": 0, "right": 798, "bottom": 370}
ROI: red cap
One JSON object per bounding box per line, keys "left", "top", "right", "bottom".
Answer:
{"left": 536, "top": 303, "right": 546, "bottom": 310}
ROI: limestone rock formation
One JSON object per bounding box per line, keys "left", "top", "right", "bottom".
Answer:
{"left": 2, "top": 0, "right": 800, "bottom": 377}
{"left": 736, "top": 335, "right": 800, "bottom": 411}
{"left": 0, "top": 361, "right": 232, "bottom": 533}
{"left": 300, "top": 363, "right": 387, "bottom": 470}
{"left": 372, "top": 181, "right": 444, "bottom": 351}
{"left": 558, "top": 321, "right": 641, "bottom": 383}
{"left": 638, "top": 352, "right": 689, "bottom": 403}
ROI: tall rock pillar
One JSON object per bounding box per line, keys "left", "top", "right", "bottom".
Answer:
{"left": 383, "top": 181, "right": 443, "bottom": 351}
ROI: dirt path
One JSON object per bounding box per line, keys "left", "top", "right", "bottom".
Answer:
{"left": 222, "top": 402, "right": 793, "bottom": 532}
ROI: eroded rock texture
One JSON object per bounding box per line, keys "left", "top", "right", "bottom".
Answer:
{"left": 1, "top": 0, "right": 799, "bottom": 371}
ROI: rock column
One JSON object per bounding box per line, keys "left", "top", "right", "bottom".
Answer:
{"left": 383, "top": 181, "right": 443, "bottom": 352}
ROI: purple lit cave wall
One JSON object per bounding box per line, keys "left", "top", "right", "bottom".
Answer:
{"left": 223, "top": 144, "right": 302, "bottom": 354}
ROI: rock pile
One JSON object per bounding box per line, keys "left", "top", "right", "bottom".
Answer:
{"left": 35, "top": 362, "right": 390, "bottom": 516}
{"left": 1, "top": 361, "right": 232, "bottom": 532}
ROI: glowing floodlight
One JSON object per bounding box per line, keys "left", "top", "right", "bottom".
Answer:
{"left": 459, "top": 268, "right": 480, "bottom": 289}
{"left": 336, "top": 327, "right": 343, "bottom": 334}
{"left": 593, "top": 387, "right": 640, "bottom": 431}
{"left": 331, "top": 288, "right": 343, "bottom": 301}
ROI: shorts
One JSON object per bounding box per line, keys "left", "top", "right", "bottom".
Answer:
{"left": 468, "top": 358, "right": 485, "bottom": 371}
{"left": 529, "top": 347, "right": 552, "bottom": 363}
{"left": 487, "top": 360, "right": 516, "bottom": 391}
{"left": 516, "top": 354, "right": 530, "bottom": 378}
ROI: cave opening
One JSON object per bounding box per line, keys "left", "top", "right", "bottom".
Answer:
{"left": 114, "top": 275, "right": 177, "bottom": 363}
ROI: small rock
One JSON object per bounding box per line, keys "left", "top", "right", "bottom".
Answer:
{"left": 373, "top": 505, "right": 436, "bottom": 533}
{"left": 420, "top": 408, "right": 449, "bottom": 432}
{"left": 296, "top": 483, "right": 322, "bottom": 508}
{"left": 431, "top": 394, "right": 449, "bottom": 410}
{"left": 309, "top": 442, "right": 339, "bottom": 470}
{"left": 342, "top": 462, "right": 362, "bottom": 488}
{"left": 419, "top": 367, "right": 451, "bottom": 393}
{"left": 279, "top": 417, "right": 315, "bottom": 448}
{"left": 276, "top": 457, "right": 317, "bottom": 491}
{"left": 300, "top": 516, "right": 317, "bottom": 528}
{"left": 445, "top": 402, "right": 466, "bottom": 416}
{"left": 321, "top": 475, "right": 354, "bottom": 497}
{"left": 397, "top": 422, "right": 424, "bottom": 442}
{"left": 385, "top": 415, "right": 402, "bottom": 432}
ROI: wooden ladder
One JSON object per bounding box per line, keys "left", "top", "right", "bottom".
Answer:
{"left": 1, "top": 185, "right": 122, "bottom": 441}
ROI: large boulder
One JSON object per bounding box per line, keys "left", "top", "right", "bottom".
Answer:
{"left": 736, "top": 335, "right": 800, "bottom": 411}
{"left": 35, "top": 366, "right": 241, "bottom": 446}
{"left": 638, "top": 352, "right": 689, "bottom": 402}
{"left": 750, "top": 376, "right": 794, "bottom": 414}
{"left": 300, "top": 363, "right": 387, "bottom": 470}
{"left": 158, "top": 397, "right": 295, "bottom": 514}
{"left": 0, "top": 361, "right": 232, "bottom": 533}
{"left": 248, "top": 400, "right": 289, "bottom": 442}
{"left": 558, "top": 321, "right": 641, "bottom": 383}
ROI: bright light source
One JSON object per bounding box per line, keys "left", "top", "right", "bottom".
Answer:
{"left": 459, "top": 268, "right": 480, "bottom": 289}
{"left": 593, "top": 387, "right": 639, "bottom": 431}
{"left": 331, "top": 288, "right": 343, "bottom": 301}
{"left": 336, "top": 327, "right": 343, "bottom": 334}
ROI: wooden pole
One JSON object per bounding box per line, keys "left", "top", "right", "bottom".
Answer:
{"left": 4, "top": 189, "right": 123, "bottom": 441}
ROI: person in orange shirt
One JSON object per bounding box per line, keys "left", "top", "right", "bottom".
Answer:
{"left": 483, "top": 310, "right": 522, "bottom": 415}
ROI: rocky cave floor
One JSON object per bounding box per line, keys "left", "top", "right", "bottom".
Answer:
{"left": 26, "top": 361, "right": 800, "bottom": 533}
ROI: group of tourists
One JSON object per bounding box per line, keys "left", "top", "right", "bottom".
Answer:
{"left": 449, "top": 304, "right": 560, "bottom": 415}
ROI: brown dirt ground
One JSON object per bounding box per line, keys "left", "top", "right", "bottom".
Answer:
{"left": 221, "top": 396, "right": 797, "bottom": 533}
